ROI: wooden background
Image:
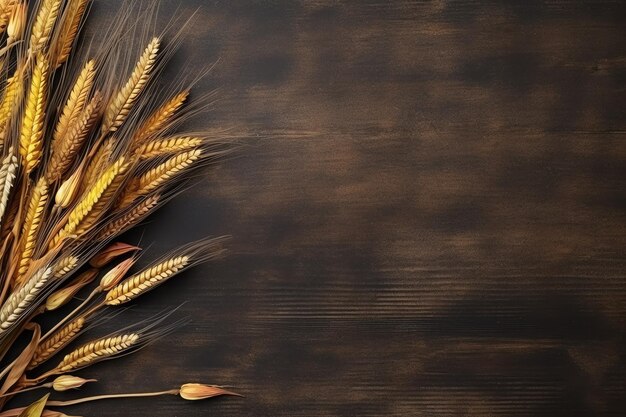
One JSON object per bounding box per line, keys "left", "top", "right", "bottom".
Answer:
{"left": 34, "top": 1, "right": 626, "bottom": 416}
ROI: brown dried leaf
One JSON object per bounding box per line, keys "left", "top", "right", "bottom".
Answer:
{"left": 89, "top": 242, "right": 140, "bottom": 268}
{"left": 0, "top": 323, "right": 40, "bottom": 395}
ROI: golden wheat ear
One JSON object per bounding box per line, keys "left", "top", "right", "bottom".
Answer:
{"left": 104, "top": 237, "right": 228, "bottom": 306}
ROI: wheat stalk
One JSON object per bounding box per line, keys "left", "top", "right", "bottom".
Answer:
{"left": 55, "top": 332, "right": 139, "bottom": 373}
{"left": 28, "top": 317, "right": 85, "bottom": 370}
{"left": 19, "top": 53, "right": 49, "bottom": 173}
{"left": 0, "top": 267, "right": 51, "bottom": 333}
{"left": 102, "top": 37, "right": 160, "bottom": 133}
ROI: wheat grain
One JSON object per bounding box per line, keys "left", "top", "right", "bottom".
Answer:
{"left": 0, "top": 149, "right": 17, "bottom": 223}
{"left": 132, "top": 91, "right": 189, "bottom": 145}
{"left": 105, "top": 255, "right": 190, "bottom": 305}
{"left": 16, "top": 177, "right": 49, "bottom": 279}
{"left": 0, "top": 267, "right": 51, "bottom": 333}
{"left": 102, "top": 37, "right": 160, "bottom": 133}
{"left": 56, "top": 333, "right": 139, "bottom": 372}
{"left": 28, "top": 317, "right": 85, "bottom": 370}
{"left": 51, "top": 0, "right": 89, "bottom": 68}
{"left": 29, "top": 0, "right": 62, "bottom": 52}
{"left": 20, "top": 53, "right": 49, "bottom": 173}
{"left": 135, "top": 136, "right": 203, "bottom": 160}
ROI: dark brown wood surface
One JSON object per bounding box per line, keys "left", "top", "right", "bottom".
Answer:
{"left": 36, "top": 1, "right": 626, "bottom": 416}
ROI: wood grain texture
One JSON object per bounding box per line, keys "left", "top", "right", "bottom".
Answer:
{"left": 21, "top": 0, "right": 626, "bottom": 416}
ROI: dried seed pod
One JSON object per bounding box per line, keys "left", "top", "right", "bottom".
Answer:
{"left": 52, "top": 375, "right": 96, "bottom": 391}
{"left": 99, "top": 257, "right": 135, "bottom": 291}
{"left": 179, "top": 383, "right": 240, "bottom": 400}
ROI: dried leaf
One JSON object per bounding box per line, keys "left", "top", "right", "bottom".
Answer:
{"left": 89, "top": 242, "right": 140, "bottom": 268}
{"left": 17, "top": 394, "right": 48, "bottom": 417}
{"left": 0, "top": 323, "right": 40, "bottom": 395}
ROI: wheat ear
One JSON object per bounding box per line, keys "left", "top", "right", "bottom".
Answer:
{"left": 105, "top": 256, "right": 190, "bottom": 305}
{"left": 16, "top": 177, "right": 49, "bottom": 279}
{"left": 47, "top": 91, "right": 102, "bottom": 182}
{"left": 0, "top": 0, "right": 16, "bottom": 32}
{"left": 50, "top": 157, "right": 126, "bottom": 248}
{"left": 96, "top": 194, "right": 160, "bottom": 241}
{"left": 102, "top": 37, "right": 160, "bottom": 133}
{"left": 19, "top": 53, "right": 49, "bottom": 173}
{"left": 55, "top": 333, "right": 139, "bottom": 373}
{"left": 52, "top": 59, "right": 96, "bottom": 149}
{"left": 132, "top": 90, "right": 189, "bottom": 145}
{"left": 27, "top": 317, "right": 85, "bottom": 370}
{"left": 51, "top": 0, "right": 89, "bottom": 68}
{"left": 0, "top": 66, "right": 24, "bottom": 144}
{"left": 0, "top": 267, "right": 51, "bottom": 333}
{"left": 73, "top": 162, "right": 128, "bottom": 237}
{"left": 0, "top": 149, "right": 17, "bottom": 223}
{"left": 52, "top": 255, "right": 79, "bottom": 279}
{"left": 29, "top": 0, "right": 62, "bottom": 52}
{"left": 118, "top": 149, "right": 201, "bottom": 208}
{"left": 135, "top": 136, "right": 203, "bottom": 160}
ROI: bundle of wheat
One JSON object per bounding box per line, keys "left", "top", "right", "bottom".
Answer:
{"left": 0, "top": 1, "right": 236, "bottom": 415}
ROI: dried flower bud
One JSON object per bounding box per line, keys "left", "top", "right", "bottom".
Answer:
{"left": 55, "top": 168, "right": 83, "bottom": 208}
{"left": 45, "top": 269, "right": 99, "bottom": 311}
{"left": 100, "top": 257, "right": 135, "bottom": 290}
{"left": 7, "top": 2, "right": 26, "bottom": 44}
{"left": 179, "top": 383, "right": 240, "bottom": 401}
{"left": 52, "top": 375, "right": 96, "bottom": 391}
{"left": 90, "top": 242, "right": 140, "bottom": 268}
